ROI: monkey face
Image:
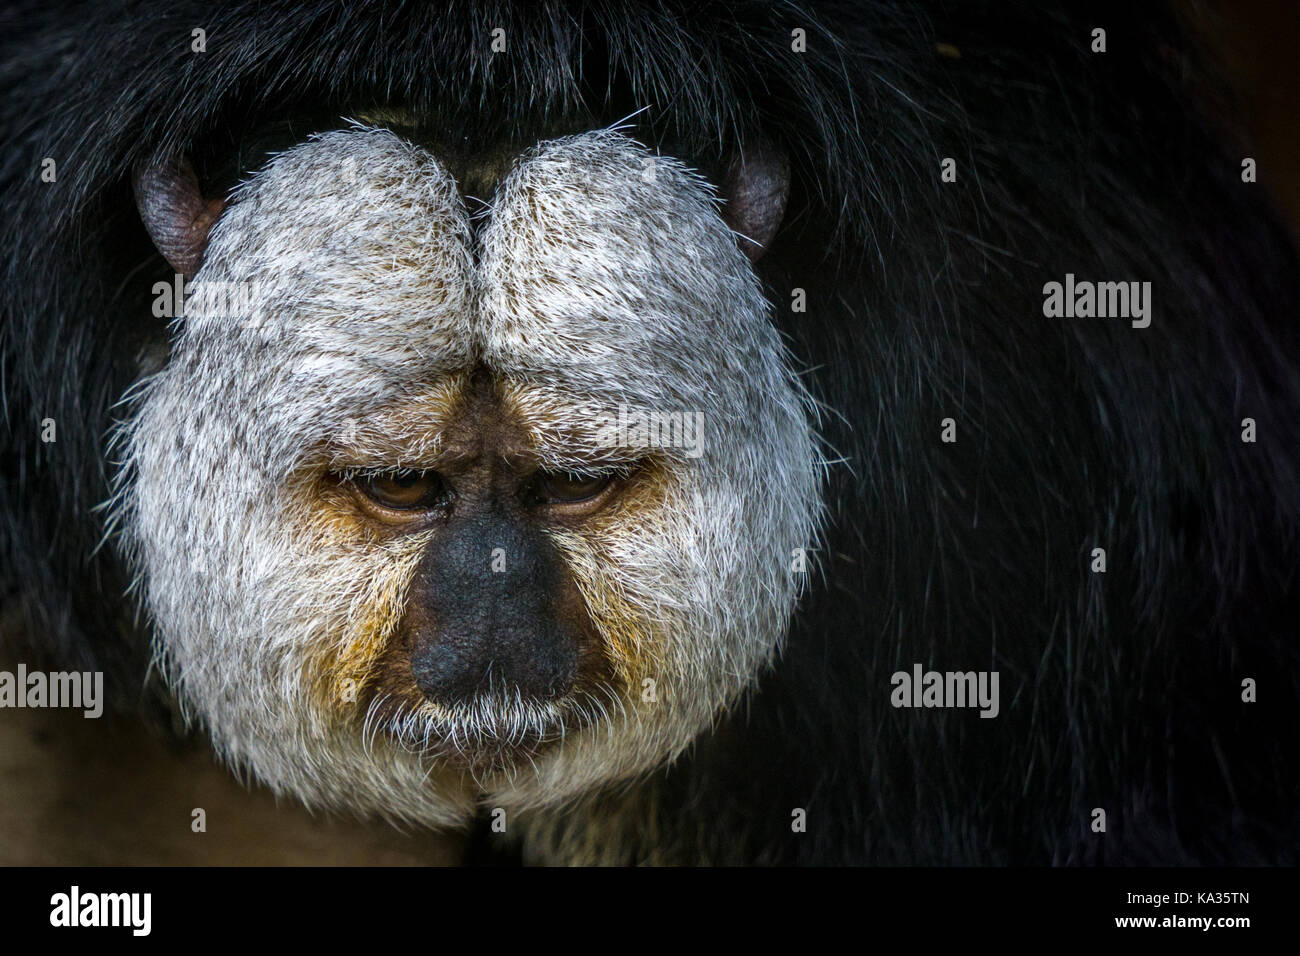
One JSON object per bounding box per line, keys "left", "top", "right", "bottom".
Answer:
{"left": 111, "top": 127, "right": 822, "bottom": 825}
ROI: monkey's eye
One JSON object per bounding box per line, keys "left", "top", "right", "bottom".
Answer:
{"left": 353, "top": 470, "right": 448, "bottom": 511}
{"left": 533, "top": 470, "right": 615, "bottom": 505}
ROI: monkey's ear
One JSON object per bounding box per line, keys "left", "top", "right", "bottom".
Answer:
{"left": 718, "top": 135, "right": 790, "bottom": 262}
{"left": 132, "top": 155, "right": 226, "bottom": 278}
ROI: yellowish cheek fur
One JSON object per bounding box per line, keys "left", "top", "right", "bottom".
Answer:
{"left": 322, "top": 550, "right": 423, "bottom": 713}
{"left": 552, "top": 533, "right": 653, "bottom": 683}
{"left": 293, "top": 495, "right": 432, "bottom": 716}
{"left": 547, "top": 466, "right": 683, "bottom": 688}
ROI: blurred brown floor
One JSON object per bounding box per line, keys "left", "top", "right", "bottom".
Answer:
{"left": 0, "top": 702, "right": 465, "bottom": 865}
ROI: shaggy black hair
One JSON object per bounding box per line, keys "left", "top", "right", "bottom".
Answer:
{"left": 2, "top": 0, "right": 1298, "bottom": 863}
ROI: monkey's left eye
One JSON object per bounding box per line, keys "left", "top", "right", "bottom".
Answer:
{"left": 353, "top": 471, "right": 448, "bottom": 511}
{"left": 533, "top": 471, "right": 615, "bottom": 505}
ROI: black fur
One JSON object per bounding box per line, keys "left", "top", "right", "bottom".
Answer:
{"left": 2, "top": 0, "right": 1297, "bottom": 863}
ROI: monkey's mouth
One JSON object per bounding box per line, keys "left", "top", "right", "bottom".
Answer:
{"left": 360, "top": 685, "right": 615, "bottom": 770}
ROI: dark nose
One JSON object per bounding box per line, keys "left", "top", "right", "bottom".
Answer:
{"left": 409, "top": 510, "right": 579, "bottom": 705}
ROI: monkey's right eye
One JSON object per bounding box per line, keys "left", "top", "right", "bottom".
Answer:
{"left": 352, "top": 471, "right": 448, "bottom": 511}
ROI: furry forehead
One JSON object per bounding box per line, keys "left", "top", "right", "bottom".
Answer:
{"left": 188, "top": 125, "right": 773, "bottom": 417}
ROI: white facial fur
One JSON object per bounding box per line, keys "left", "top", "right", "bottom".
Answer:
{"left": 109, "top": 126, "right": 823, "bottom": 827}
